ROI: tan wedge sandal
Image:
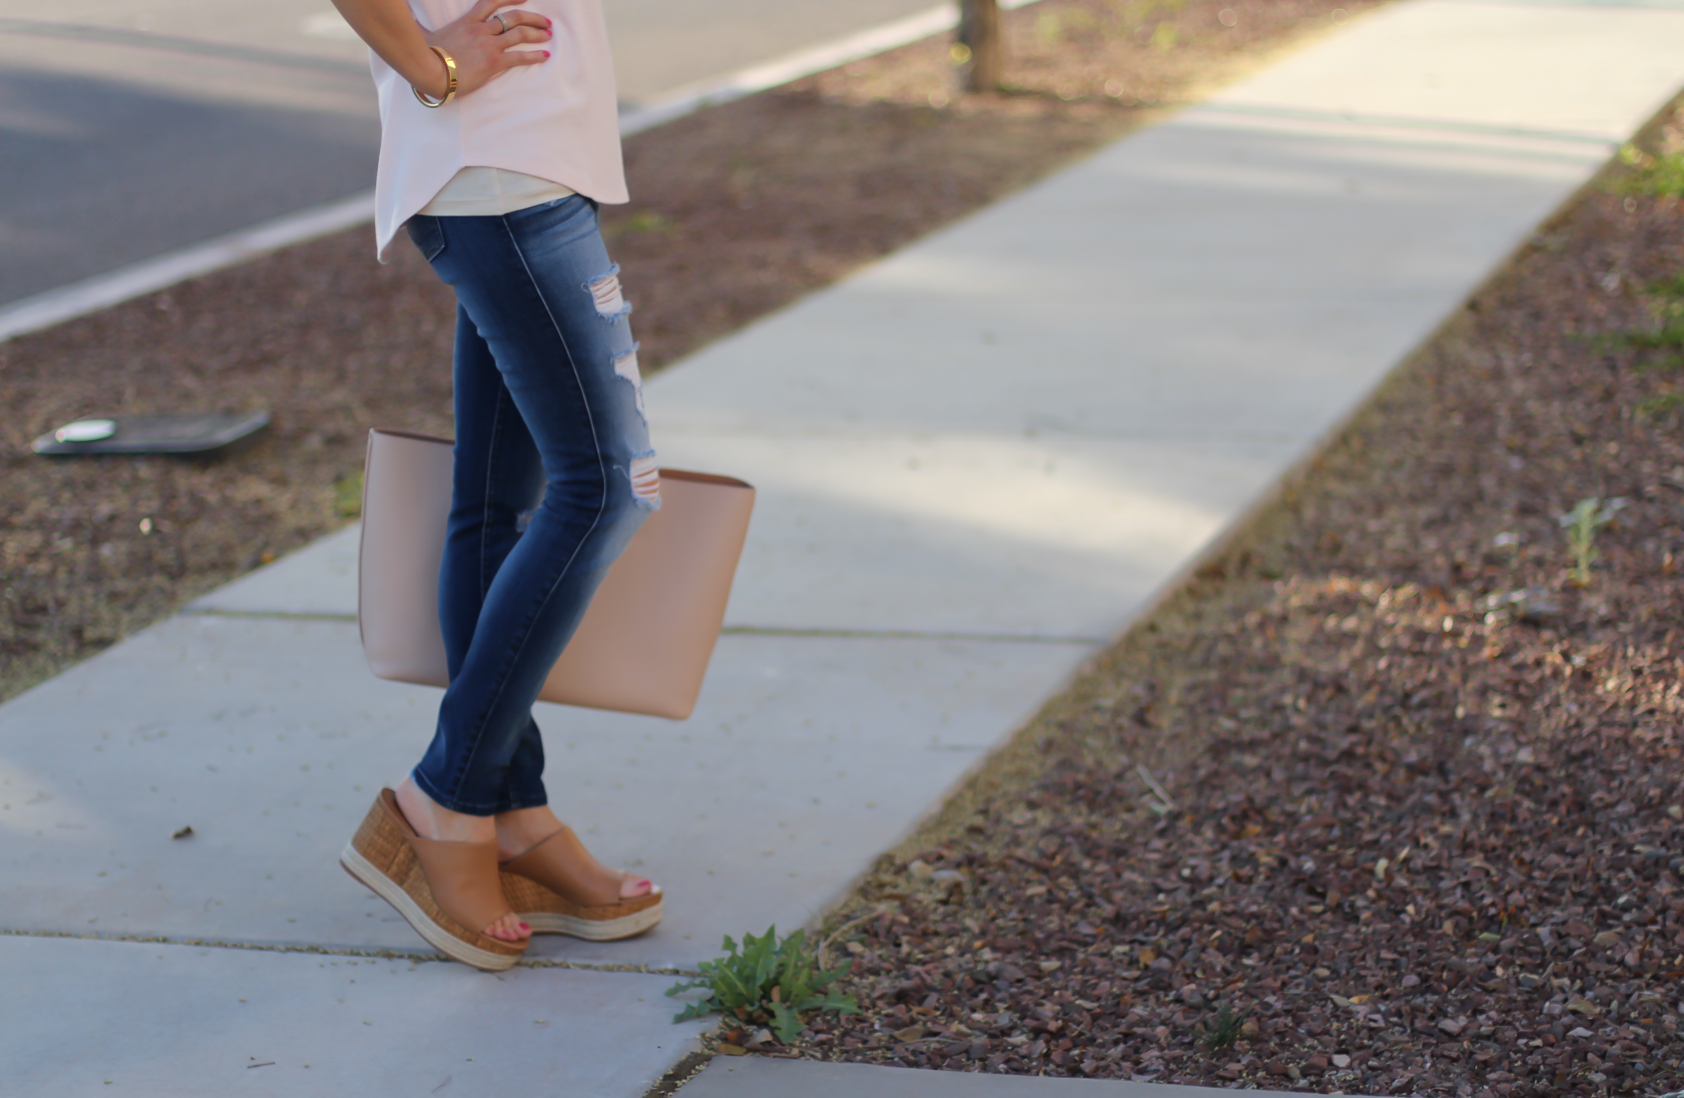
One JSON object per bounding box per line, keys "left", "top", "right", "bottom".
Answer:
{"left": 340, "top": 789, "right": 528, "bottom": 971}
{"left": 499, "top": 825, "right": 663, "bottom": 941}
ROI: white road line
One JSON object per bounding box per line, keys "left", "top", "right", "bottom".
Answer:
{"left": 0, "top": 0, "right": 1044, "bottom": 344}
{"left": 0, "top": 194, "right": 377, "bottom": 343}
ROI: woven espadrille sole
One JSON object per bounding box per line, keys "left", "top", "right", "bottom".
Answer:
{"left": 341, "top": 842, "right": 521, "bottom": 971}
{"left": 518, "top": 900, "right": 663, "bottom": 940}
{"left": 502, "top": 874, "right": 663, "bottom": 941}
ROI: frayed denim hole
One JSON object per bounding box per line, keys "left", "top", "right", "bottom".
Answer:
{"left": 585, "top": 266, "right": 625, "bottom": 318}
{"left": 613, "top": 344, "right": 646, "bottom": 421}
{"left": 625, "top": 451, "right": 661, "bottom": 511}
{"left": 514, "top": 507, "right": 536, "bottom": 534}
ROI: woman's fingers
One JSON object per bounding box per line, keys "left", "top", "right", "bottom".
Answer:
{"left": 495, "top": 41, "right": 549, "bottom": 71}
{"left": 506, "top": 41, "right": 551, "bottom": 60}
{"left": 424, "top": 3, "right": 549, "bottom": 96}
{"left": 465, "top": 0, "right": 518, "bottom": 23}
{"left": 487, "top": 8, "right": 550, "bottom": 34}
{"left": 495, "top": 25, "right": 550, "bottom": 46}
{"left": 467, "top": 0, "right": 542, "bottom": 28}
{"left": 488, "top": 19, "right": 550, "bottom": 67}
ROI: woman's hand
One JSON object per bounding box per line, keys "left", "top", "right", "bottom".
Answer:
{"left": 330, "top": 0, "right": 551, "bottom": 102}
{"left": 424, "top": 0, "right": 551, "bottom": 99}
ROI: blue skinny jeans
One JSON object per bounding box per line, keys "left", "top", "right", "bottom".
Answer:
{"left": 404, "top": 196, "right": 658, "bottom": 816}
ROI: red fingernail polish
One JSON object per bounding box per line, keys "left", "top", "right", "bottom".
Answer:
{"left": 543, "top": 51, "right": 551, "bottom": 58}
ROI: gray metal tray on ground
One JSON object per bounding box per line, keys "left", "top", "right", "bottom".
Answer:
{"left": 31, "top": 412, "right": 270, "bottom": 456}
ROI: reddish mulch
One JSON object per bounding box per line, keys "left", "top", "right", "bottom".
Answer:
{"left": 782, "top": 116, "right": 1684, "bottom": 1097}
{"left": 0, "top": 0, "right": 1367, "bottom": 703}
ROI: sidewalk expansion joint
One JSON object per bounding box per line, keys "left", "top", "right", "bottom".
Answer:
{"left": 0, "top": 927, "right": 701, "bottom": 976}
{"left": 179, "top": 608, "right": 1107, "bottom": 646}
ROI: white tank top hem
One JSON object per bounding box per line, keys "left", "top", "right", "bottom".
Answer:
{"left": 417, "top": 167, "right": 576, "bottom": 217}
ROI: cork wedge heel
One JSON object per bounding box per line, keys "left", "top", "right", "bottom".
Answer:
{"left": 340, "top": 789, "right": 528, "bottom": 971}
{"left": 499, "top": 826, "right": 663, "bottom": 941}
{"left": 500, "top": 873, "right": 663, "bottom": 940}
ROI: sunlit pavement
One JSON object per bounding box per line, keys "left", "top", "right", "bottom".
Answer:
{"left": 7, "top": 1, "right": 1684, "bottom": 1093}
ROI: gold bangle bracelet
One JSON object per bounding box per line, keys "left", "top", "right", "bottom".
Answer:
{"left": 413, "top": 45, "right": 458, "bottom": 107}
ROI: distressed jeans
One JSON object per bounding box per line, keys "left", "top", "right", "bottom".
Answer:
{"left": 404, "top": 195, "right": 658, "bottom": 816}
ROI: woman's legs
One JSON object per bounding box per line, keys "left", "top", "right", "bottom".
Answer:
{"left": 396, "top": 197, "right": 660, "bottom": 932}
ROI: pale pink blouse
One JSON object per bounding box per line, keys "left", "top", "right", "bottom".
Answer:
{"left": 369, "top": 0, "right": 629, "bottom": 261}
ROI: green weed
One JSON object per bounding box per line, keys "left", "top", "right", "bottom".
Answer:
{"left": 666, "top": 926, "right": 858, "bottom": 1043}
{"left": 1118, "top": 0, "right": 1184, "bottom": 24}
{"left": 1601, "top": 323, "right": 1684, "bottom": 374}
{"left": 1613, "top": 322, "right": 1684, "bottom": 353}
{"left": 1558, "top": 496, "right": 1627, "bottom": 586}
{"left": 332, "top": 472, "right": 363, "bottom": 518}
{"left": 1648, "top": 272, "right": 1684, "bottom": 301}
{"left": 1201, "top": 999, "right": 1246, "bottom": 1052}
{"left": 1036, "top": 8, "right": 1103, "bottom": 43}
{"left": 620, "top": 210, "right": 673, "bottom": 235}
{"left": 1591, "top": 273, "right": 1684, "bottom": 372}
{"left": 1638, "top": 391, "right": 1684, "bottom": 416}
{"left": 1616, "top": 144, "right": 1684, "bottom": 199}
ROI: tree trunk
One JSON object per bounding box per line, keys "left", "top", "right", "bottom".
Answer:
{"left": 957, "top": 0, "right": 1003, "bottom": 94}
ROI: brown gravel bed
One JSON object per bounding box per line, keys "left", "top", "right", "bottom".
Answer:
{"left": 771, "top": 116, "right": 1684, "bottom": 1097}
{"left": 0, "top": 0, "right": 1367, "bottom": 704}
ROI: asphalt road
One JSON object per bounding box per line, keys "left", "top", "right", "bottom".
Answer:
{"left": 0, "top": 0, "right": 940, "bottom": 308}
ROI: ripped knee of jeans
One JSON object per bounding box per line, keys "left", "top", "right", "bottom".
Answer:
{"left": 586, "top": 266, "right": 632, "bottom": 323}
{"left": 626, "top": 452, "right": 661, "bottom": 510}
{"left": 613, "top": 344, "right": 647, "bottom": 422}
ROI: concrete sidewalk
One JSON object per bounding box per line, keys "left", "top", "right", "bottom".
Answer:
{"left": 7, "top": 0, "right": 1684, "bottom": 1093}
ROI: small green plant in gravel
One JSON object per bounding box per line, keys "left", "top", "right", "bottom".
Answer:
{"left": 1559, "top": 496, "right": 1627, "bottom": 586}
{"left": 618, "top": 210, "right": 673, "bottom": 236}
{"left": 1200, "top": 1000, "right": 1246, "bottom": 1052}
{"left": 1612, "top": 273, "right": 1684, "bottom": 367}
{"left": 1648, "top": 271, "right": 1684, "bottom": 301}
{"left": 332, "top": 472, "right": 363, "bottom": 518}
{"left": 1611, "top": 319, "right": 1684, "bottom": 358}
{"left": 1639, "top": 391, "right": 1684, "bottom": 416}
{"left": 1598, "top": 272, "right": 1684, "bottom": 409}
{"left": 666, "top": 926, "right": 857, "bottom": 1043}
{"left": 1618, "top": 143, "right": 1684, "bottom": 199}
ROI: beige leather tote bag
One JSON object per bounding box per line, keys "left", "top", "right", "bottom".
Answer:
{"left": 357, "top": 429, "right": 754, "bottom": 720}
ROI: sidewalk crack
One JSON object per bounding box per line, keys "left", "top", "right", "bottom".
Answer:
{"left": 0, "top": 927, "right": 699, "bottom": 975}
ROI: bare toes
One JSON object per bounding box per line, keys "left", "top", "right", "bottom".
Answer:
{"left": 622, "top": 875, "right": 653, "bottom": 899}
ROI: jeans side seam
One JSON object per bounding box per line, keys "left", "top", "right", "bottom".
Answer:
{"left": 448, "top": 215, "right": 612, "bottom": 795}
{"left": 478, "top": 381, "right": 510, "bottom": 604}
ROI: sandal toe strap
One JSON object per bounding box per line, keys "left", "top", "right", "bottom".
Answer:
{"left": 409, "top": 834, "right": 515, "bottom": 933}
{"left": 501, "top": 825, "right": 627, "bottom": 907}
